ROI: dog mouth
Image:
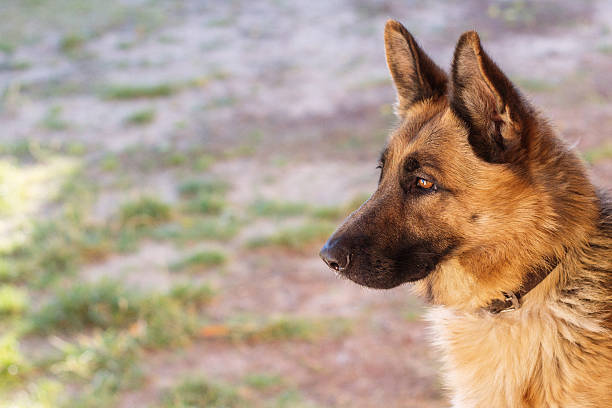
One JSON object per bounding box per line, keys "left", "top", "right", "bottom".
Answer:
{"left": 319, "top": 236, "right": 452, "bottom": 289}
{"left": 320, "top": 253, "right": 432, "bottom": 289}
{"left": 343, "top": 267, "right": 423, "bottom": 289}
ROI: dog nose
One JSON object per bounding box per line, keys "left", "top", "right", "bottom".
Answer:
{"left": 319, "top": 240, "right": 350, "bottom": 272}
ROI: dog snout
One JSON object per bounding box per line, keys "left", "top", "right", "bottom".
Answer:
{"left": 319, "top": 239, "right": 351, "bottom": 272}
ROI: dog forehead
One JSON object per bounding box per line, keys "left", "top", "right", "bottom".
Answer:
{"left": 387, "top": 102, "right": 458, "bottom": 162}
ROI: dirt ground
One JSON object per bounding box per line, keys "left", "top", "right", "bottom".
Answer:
{"left": 1, "top": 0, "right": 611, "bottom": 407}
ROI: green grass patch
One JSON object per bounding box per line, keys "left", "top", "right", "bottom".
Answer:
{"left": 270, "top": 389, "right": 319, "bottom": 408}
{"left": 235, "top": 318, "right": 329, "bottom": 342}
{"left": 583, "top": 143, "right": 612, "bottom": 164}
{"left": 309, "top": 205, "right": 344, "bottom": 220}
{"left": 66, "top": 141, "right": 86, "bottom": 156}
{"left": 223, "top": 144, "right": 256, "bottom": 158}
{"left": 40, "top": 106, "right": 70, "bottom": 131}
{"left": 101, "top": 83, "right": 178, "bottom": 100}
{"left": 28, "top": 279, "right": 209, "bottom": 347}
{"left": 159, "top": 376, "right": 243, "bottom": 408}
{"left": 165, "top": 152, "right": 187, "bottom": 166}
{"left": 170, "top": 250, "right": 227, "bottom": 272}
{"left": 247, "top": 221, "right": 335, "bottom": 251}
{"left": 28, "top": 280, "right": 140, "bottom": 335}
{"left": 1, "top": 218, "right": 115, "bottom": 287}
{"left": 115, "top": 228, "right": 140, "bottom": 253}
{"left": 513, "top": 77, "right": 556, "bottom": 93}
{"left": 249, "top": 193, "right": 370, "bottom": 221}
{"left": 152, "top": 216, "right": 241, "bottom": 243}
{"left": 3, "top": 219, "right": 83, "bottom": 285}
{"left": 0, "top": 334, "right": 29, "bottom": 389}
{"left": 137, "top": 294, "right": 199, "bottom": 348}
{"left": 59, "top": 33, "right": 85, "bottom": 54}
{"left": 100, "top": 154, "right": 119, "bottom": 171}
{"left": 0, "top": 260, "right": 18, "bottom": 282}
{"left": 178, "top": 179, "right": 229, "bottom": 198}
{"left": 51, "top": 330, "right": 142, "bottom": 407}
{"left": 0, "top": 41, "right": 15, "bottom": 55}
{"left": 213, "top": 316, "right": 352, "bottom": 343}
{"left": 124, "top": 108, "right": 156, "bottom": 126}
{"left": 119, "top": 196, "right": 171, "bottom": 228}
{"left": 178, "top": 179, "right": 230, "bottom": 215}
{"left": 184, "top": 195, "right": 227, "bottom": 215}
{"left": 52, "top": 330, "right": 140, "bottom": 385}
{"left": 3, "top": 378, "right": 64, "bottom": 407}
{"left": 168, "top": 283, "right": 216, "bottom": 308}
{"left": 1, "top": 60, "right": 31, "bottom": 71}
{"left": 76, "top": 225, "right": 115, "bottom": 262}
{"left": 0, "top": 286, "right": 28, "bottom": 317}
{"left": 0, "top": 156, "right": 89, "bottom": 281}
{"left": 194, "top": 154, "right": 215, "bottom": 171}
{"left": 249, "top": 199, "right": 309, "bottom": 217}
{"left": 0, "top": 139, "right": 34, "bottom": 160}
{"left": 243, "top": 373, "right": 283, "bottom": 390}
{"left": 0, "top": 0, "right": 166, "bottom": 53}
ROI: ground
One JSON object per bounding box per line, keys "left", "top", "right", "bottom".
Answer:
{"left": 0, "top": 0, "right": 610, "bottom": 407}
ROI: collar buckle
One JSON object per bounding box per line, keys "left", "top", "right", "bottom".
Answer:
{"left": 500, "top": 291, "right": 520, "bottom": 313}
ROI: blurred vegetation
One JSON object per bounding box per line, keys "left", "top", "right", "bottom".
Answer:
{"left": 0, "top": 134, "right": 366, "bottom": 405}
{"left": 124, "top": 108, "right": 156, "bottom": 126}
{"left": 170, "top": 250, "right": 227, "bottom": 272}
{"left": 0, "top": 0, "right": 166, "bottom": 53}
{"left": 101, "top": 83, "right": 178, "bottom": 100}
{"left": 119, "top": 196, "right": 171, "bottom": 228}
{"left": 39, "top": 106, "right": 71, "bottom": 131}
{"left": 247, "top": 222, "right": 337, "bottom": 252}
{"left": 157, "top": 373, "right": 319, "bottom": 408}
{"left": 159, "top": 377, "right": 244, "bottom": 408}
{"left": 583, "top": 143, "right": 612, "bottom": 164}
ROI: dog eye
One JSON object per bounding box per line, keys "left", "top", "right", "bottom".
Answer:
{"left": 416, "top": 178, "right": 435, "bottom": 190}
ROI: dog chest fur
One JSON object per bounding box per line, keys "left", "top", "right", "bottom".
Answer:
{"left": 427, "top": 298, "right": 611, "bottom": 408}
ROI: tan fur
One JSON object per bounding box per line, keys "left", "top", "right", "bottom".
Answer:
{"left": 427, "top": 249, "right": 612, "bottom": 407}
{"left": 399, "top": 29, "right": 612, "bottom": 408}
{"left": 408, "top": 99, "right": 612, "bottom": 405}
{"left": 323, "top": 21, "right": 612, "bottom": 408}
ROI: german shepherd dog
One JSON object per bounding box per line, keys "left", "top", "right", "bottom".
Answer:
{"left": 320, "top": 20, "right": 612, "bottom": 407}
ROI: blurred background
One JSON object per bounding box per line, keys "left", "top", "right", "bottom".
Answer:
{"left": 0, "top": 1, "right": 610, "bottom": 407}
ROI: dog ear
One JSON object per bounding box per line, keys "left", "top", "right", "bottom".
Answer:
{"left": 451, "top": 31, "right": 533, "bottom": 164}
{"left": 384, "top": 20, "right": 447, "bottom": 117}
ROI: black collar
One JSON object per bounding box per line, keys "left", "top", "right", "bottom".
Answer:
{"left": 484, "top": 256, "right": 560, "bottom": 314}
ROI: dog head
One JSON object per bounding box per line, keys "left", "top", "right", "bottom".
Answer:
{"left": 320, "top": 21, "right": 598, "bottom": 309}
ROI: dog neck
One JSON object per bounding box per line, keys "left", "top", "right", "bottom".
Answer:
{"left": 483, "top": 256, "right": 560, "bottom": 314}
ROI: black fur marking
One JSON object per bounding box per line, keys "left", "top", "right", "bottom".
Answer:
{"left": 387, "top": 22, "right": 447, "bottom": 107}
{"left": 450, "top": 32, "right": 532, "bottom": 164}
{"left": 403, "top": 156, "right": 420, "bottom": 172}
{"left": 377, "top": 147, "right": 389, "bottom": 184}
